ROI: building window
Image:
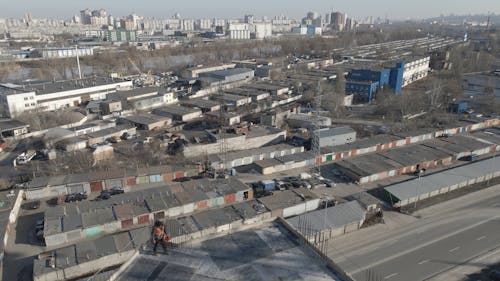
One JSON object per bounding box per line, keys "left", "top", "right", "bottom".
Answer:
{"left": 31, "top": 103, "right": 36, "bottom": 106}
{"left": 25, "top": 103, "right": 30, "bottom": 107}
{"left": 29, "top": 96, "right": 34, "bottom": 100}
{"left": 24, "top": 97, "right": 28, "bottom": 101}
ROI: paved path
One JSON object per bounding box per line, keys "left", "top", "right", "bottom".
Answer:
{"left": 326, "top": 184, "right": 500, "bottom": 281}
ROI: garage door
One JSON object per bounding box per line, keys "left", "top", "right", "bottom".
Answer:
{"left": 108, "top": 179, "right": 123, "bottom": 189}
{"left": 90, "top": 181, "right": 104, "bottom": 192}
{"left": 67, "top": 184, "right": 84, "bottom": 194}
{"left": 345, "top": 222, "right": 360, "bottom": 233}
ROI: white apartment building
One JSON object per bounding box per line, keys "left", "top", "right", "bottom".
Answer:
{"left": 181, "top": 19, "right": 195, "bottom": 31}
{"left": 197, "top": 19, "right": 212, "bottom": 30}
{"left": 402, "top": 56, "right": 430, "bottom": 87}
{"left": 0, "top": 87, "right": 37, "bottom": 118}
{"left": 254, "top": 23, "right": 273, "bottom": 39}
{"left": 40, "top": 47, "right": 94, "bottom": 58}
{"left": 229, "top": 23, "right": 251, "bottom": 40}
{"left": 0, "top": 78, "right": 133, "bottom": 118}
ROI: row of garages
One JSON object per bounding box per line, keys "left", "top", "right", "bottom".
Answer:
{"left": 43, "top": 178, "right": 253, "bottom": 247}
{"left": 56, "top": 125, "right": 137, "bottom": 151}
{"left": 334, "top": 134, "right": 498, "bottom": 184}
{"left": 253, "top": 118, "right": 499, "bottom": 176}
{"left": 24, "top": 164, "right": 203, "bottom": 200}
{"left": 209, "top": 144, "right": 304, "bottom": 170}
{"left": 35, "top": 200, "right": 270, "bottom": 281}
{"left": 384, "top": 156, "right": 500, "bottom": 208}
{"left": 285, "top": 200, "right": 367, "bottom": 243}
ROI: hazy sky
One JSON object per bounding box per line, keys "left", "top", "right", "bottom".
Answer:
{"left": 0, "top": 0, "right": 498, "bottom": 20}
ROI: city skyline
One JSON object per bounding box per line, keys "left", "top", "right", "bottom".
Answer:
{"left": 0, "top": 0, "right": 499, "bottom": 20}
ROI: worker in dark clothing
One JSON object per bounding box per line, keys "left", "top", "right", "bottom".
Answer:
{"left": 152, "top": 221, "right": 170, "bottom": 255}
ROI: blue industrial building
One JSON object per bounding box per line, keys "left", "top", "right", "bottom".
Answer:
{"left": 346, "top": 81, "right": 380, "bottom": 103}
{"left": 449, "top": 101, "right": 468, "bottom": 113}
{"left": 345, "top": 62, "right": 405, "bottom": 104}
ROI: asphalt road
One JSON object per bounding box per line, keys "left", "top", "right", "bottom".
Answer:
{"left": 331, "top": 189, "right": 500, "bottom": 281}
{"left": 353, "top": 218, "right": 500, "bottom": 281}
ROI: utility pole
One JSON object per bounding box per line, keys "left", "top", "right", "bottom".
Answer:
{"left": 75, "top": 45, "right": 82, "bottom": 79}
{"left": 311, "top": 80, "right": 322, "bottom": 176}
{"left": 218, "top": 88, "right": 228, "bottom": 178}
{"left": 414, "top": 169, "right": 423, "bottom": 209}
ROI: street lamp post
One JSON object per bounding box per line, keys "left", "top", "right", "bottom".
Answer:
{"left": 414, "top": 169, "right": 423, "bottom": 209}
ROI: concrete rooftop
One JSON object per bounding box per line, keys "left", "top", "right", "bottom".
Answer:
{"left": 116, "top": 223, "right": 340, "bottom": 281}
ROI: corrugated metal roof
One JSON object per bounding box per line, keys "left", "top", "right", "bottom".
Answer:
{"left": 55, "top": 245, "right": 77, "bottom": 268}
{"left": 385, "top": 157, "right": 500, "bottom": 202}
{"left": 315, "top": 126, "right": 356, "bottom": 138}
{"left": 81, "top": 208, "right": 116, "bottom": 228}
{"left": 113, "top": 204, "right": 134, "bottom": 220}
{"left": 258, "top": 188, "right": 318, "bottom": 211}
{"left": 287, "top": 201, "right": 366, "bottom": 232}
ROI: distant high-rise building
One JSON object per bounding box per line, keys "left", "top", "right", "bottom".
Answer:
{"left": 229, "top": 23, "right": 251, "bottom": 39}
{"left": 331, "top": 12, "right": 346, "bottom": 31}
{"left": 253, "top": 23, "right": 273, "bottom": 39}
{"left": 197, "top": 19, "right": 212, "bottom": 30}
{"left": 345, "top": 18, "right": 357, "bottom": 31}
{"left": 107, "top": 15, "right": 114, "bottom": 27}
{"left": 306, "top": 12, "right": 319, "bottom": 20}
{"left": 244, "top": 14, "right": 254, "bottom": 25}
{"left": 181, "top": 19, "right": 195, "bottom": 31}
{"left": 324, "top": 13, "right": 330, "bottom": 25}
{"left": 23, "top": 13, "right": 32, "bottom": 24}
{"left": 80, "top": 9, "right": 92, "bottom": 25}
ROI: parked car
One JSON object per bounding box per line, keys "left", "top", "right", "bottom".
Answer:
{"left": 109, "top": 187, "right": 124, "bottom": 195}
{"left": 322, "top": 179, "right": 335, "bottom": 188}
{"left": 121, "top": 133, "right": 137, "bottom": 140}
{"left": 65, "top": 192, "right": 88, "bottom": 203}
{"left": 107, "top": 137, "right": 119, "bottom": 144}
{"left": 95, "top": 191, "right": 111, "bottom": 201}
{"left": 30, "top": 200, "right": 41, "bottom": 209}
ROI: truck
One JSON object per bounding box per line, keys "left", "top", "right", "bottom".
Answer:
{"left": 16, "top": 150, "right": 37, "bottom": 165}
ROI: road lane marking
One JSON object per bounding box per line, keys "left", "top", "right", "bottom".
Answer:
{"left": 449, "top": 247, "right": 460, "bottom": 253}
{"left": 384, "top": 273, "right": 399, "bottom": 279}
{"left": 477, "top": 235, "right": 487, "bottom": 241}
{"left": 418, "top": 259, "right": 429, "bottom": 265}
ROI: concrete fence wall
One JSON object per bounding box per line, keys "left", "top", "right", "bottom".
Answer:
{"left": 277, "top": 217, "right": 355, "bottom": 281}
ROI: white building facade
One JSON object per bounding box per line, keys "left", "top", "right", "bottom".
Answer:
{"left": 0, "top": 79, "right": 133, "bottom": 117}
{"left": 229, "top": 23, "right": 251, "bottom": 40}
{"left": 402, "top": 56, "right": 430, "bottom": 87}
{"left": 254, "top": 23, "right": 273, "bottom": 39}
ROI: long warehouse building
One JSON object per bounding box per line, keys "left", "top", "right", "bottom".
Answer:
{"left": 384, "top": 156, "right": 500, "bottom": 207}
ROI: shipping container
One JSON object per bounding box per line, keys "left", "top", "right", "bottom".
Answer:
{"left": 108, "top": 179, "right": 123, "bottom": 189}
